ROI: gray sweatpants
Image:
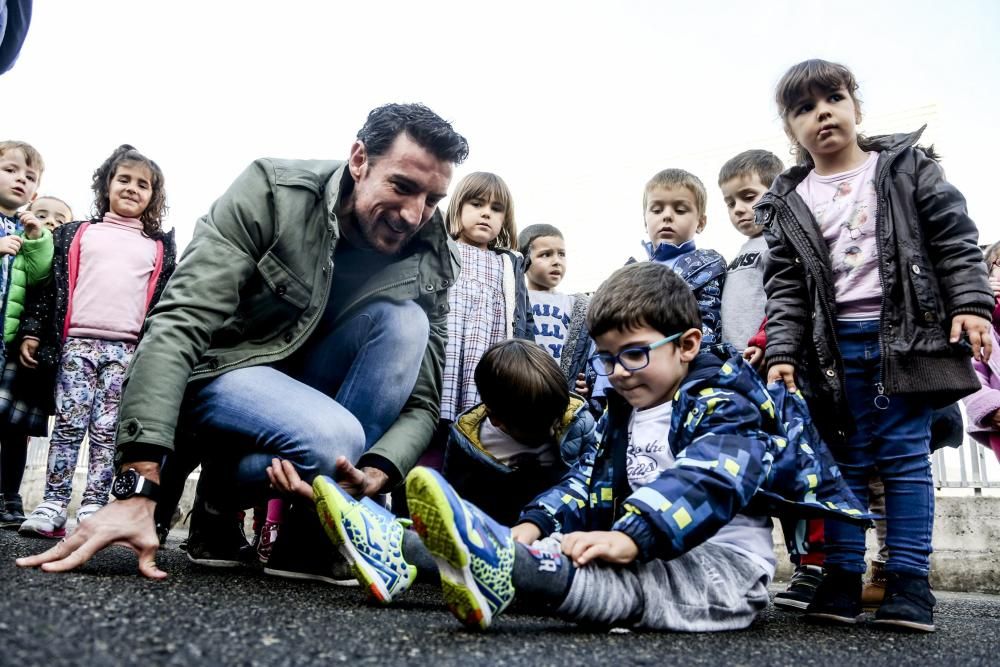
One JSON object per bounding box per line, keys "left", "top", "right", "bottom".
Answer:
{"left": 556, "top": 541, "right": 771, "bottom": 631}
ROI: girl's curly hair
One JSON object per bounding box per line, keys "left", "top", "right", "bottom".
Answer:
{"left": 91, "top": 144, "right": 168, "bottom": 237}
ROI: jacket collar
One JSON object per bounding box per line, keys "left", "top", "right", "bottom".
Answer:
{"left": 768, "top": 126, "right": 927, "bottom": 197}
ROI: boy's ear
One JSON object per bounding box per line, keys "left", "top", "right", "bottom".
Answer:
{"left": 679, "top": 327, "right": 703, "bottom": 362}
{"left": 696, "top": 214, "right": 707, "bottom": 234}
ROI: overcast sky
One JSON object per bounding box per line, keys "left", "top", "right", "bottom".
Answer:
{"left": 3, "top": 0, "right": 999, "bottom": 292}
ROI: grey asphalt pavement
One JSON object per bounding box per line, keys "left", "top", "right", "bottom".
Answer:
{"left": 0, "top": 529, "right": 996, "bottom": 666}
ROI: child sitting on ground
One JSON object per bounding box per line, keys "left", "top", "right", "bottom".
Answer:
{"left": 517, "top": 224, "right": 593, "bottom": 394}
{"left": 441, "top": 338, "right": 596, "bottom": 525}
{"left": 269, "top": 262, "right": 867, "bottom": 631}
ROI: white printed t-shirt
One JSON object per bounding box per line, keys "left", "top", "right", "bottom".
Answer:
{"left": 795, "top": 151, "right": 882, "bottom": 319}
{"left": 529, "top": 290, "right": 575, "bottom": 362}
{"left": 626, "top": 401, "right": 777, "bottom": 577}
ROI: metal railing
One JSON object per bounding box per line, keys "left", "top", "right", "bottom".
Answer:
{"left": 933, "top": 438, "right": 1000, "bottom": 494}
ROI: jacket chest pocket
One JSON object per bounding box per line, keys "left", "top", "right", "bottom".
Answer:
{"left": 219, "top": 251, "right": 312, "bottom": 345}
{"left": 258, "top": 251, "right": 311, "bottom": 309}
{"left": 905, "top": 257, "right": 944, "bottom": 327}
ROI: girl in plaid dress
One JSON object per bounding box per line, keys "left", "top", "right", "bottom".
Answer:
{"left": 422, "top": 173, "right": 532, "bottom": 469}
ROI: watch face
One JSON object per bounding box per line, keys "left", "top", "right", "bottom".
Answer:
{"left": 112, "top": 470, "right": 137, "bottom": 498}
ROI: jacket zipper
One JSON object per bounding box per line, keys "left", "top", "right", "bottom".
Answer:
{"left": 771, "top": 198, "right": 845, "bottom": 382}
{"left": 872, "top": 148, "right": 904, "bottom": 403}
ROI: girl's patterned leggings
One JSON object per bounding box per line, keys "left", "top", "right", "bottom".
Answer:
{"left": 43, "top": 337, "right": 135, "bottom": 507}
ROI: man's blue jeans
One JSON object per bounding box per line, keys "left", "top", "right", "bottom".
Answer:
{"left": 823, "top": 319, "right": 934, "bottom": 577}
{"left": 181, "top": 299, "right": 429, "bottom": 509}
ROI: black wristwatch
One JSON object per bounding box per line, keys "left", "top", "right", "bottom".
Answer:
{"left": 111, "top": 468, "right": 160, "bottom": 502}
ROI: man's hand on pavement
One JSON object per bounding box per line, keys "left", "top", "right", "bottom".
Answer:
{"left": 15, "top": 496, "right": 165, "bottom": 579}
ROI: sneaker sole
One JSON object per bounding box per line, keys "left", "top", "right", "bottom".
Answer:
{"left": 805, "top": 612, "right": 861, "bottom": 626}
{"left": 0, "top": 521, "right": 25, "bottom": 530}
{"left": 187, "top": 553, "right": 247, "bottom": 568}
{"left": 773, "top": 596, "right": 811, "bottom": 611}
{"left": 406, "top": 467, "right": 491, "bottom": 630}
{"left": 262, "top": 565, "right": 358, "bottom": 587}
{"left": 313, "top": 477, "right": 392, "bottom": 602}
{"left": 19, "top": 525, "right": 66, "bottom": 539}
{"left": 872, "top": 618, "right": 935, "bottom": 633}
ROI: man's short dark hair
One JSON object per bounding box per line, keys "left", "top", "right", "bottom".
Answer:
{"left": 357, "top": 103, "right": 469, "bottom": 165}
{"left": 517, "top": 223, "right": 564, "bottom": 259}
{"left": 476, "top": 340, "right": 569, "bottom": 440}
{"left": 587, "top": 263, "right": 700, "bottom": 338}
{"left": 717, "top": 149, "right": 784, "bottom": 188}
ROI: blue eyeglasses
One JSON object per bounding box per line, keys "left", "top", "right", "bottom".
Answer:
{"left": 588, "top": 332, "right": 683, "bottom": 376}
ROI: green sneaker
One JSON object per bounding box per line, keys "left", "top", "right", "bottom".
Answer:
{"left": 312, "top": 476, "right": 416, "bottom": 603}
{"left": 405, "top": 467, "right": 515, "bottom": 630}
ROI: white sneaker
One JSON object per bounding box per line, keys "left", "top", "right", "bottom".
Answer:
{"left": 19, "top": 501, "right": 68, "bottom": 539}
{"left": 76, "top": 503, "right": 105, "bottom": 525}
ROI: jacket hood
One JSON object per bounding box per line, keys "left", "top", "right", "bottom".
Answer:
{"left": 454, "top": 394, "right": 590, "bottom": 456}
{"left": 767, "top": 126, "right": 927, "bottom": 198}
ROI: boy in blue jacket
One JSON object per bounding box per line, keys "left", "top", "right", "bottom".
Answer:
{"left": 269, "top": 262, "right": 866, "bottom": 631}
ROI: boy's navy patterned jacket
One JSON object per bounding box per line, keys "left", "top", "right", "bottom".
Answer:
{"left": 518, "top": 345, "right": 868, "bottom": 562}
{"left": 642, "top": 243, "right": 726, "bottom": 346}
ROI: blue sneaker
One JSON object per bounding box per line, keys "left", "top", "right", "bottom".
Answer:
{"left": 312, "top": 476, "right": 416, "bottom": 603}
{"left": 405, "top": 467, "right": 515, "bottom": 630}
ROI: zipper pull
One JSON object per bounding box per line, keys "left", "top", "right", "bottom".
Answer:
{"left": 874, "top": 383, "right": 889, "bottom": 410}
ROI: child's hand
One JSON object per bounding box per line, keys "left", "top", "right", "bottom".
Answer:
{"left": 19, "top": 338, "right": 39, "bottom": 368}
{"left": 266, "top": 458, "right": 314, "bottom": 501}
{"left": 574, "top": 372, "right": 590, "bottom": 398}
{"left": 511, "top": 523, "right": 542, "bottom": 545}
{"left": 742, "top": 346, "right": 764, "bottom": 367}
{"left": 767, "top": 363, "right": 798, "bottom": 392}
{"left": 989, "top": 276, "right": 1000, "bottom": 299}
{"left": 950, "top": 314, "right": 993, "bottom": 362}
{"left": 0, "top": 236, "right": 23, "bottom": 256}
{"left": 561, "top": 530, "right": 638, "bottom": 567}
{"left": 18, "top": 211, "right": 43, "bottom": 240}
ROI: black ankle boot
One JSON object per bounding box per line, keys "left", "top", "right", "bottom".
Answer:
{"left": 873, "top": 571, "right": 936, "bottom": 633}
{"left": 0, "top": 494, "right": 26, "bottom": 529}
{"left": 805, "top": 567, "right": 863, "bottom": 625}
{"left": 183, "top": 501, "right": 253, "bottom": 568}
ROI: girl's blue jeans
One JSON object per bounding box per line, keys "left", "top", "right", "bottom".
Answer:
{"left": 823, "top": 319, "right": 934, "bottom": 578}
{"left": 180, "top": 299, "right": 429, "bottom": 510}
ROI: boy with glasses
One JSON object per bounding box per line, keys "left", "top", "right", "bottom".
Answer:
{"left": 269, "top": 263, "right": 867, "bottom": 631}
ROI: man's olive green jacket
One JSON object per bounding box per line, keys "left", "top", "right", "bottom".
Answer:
{"left": 115, "top": 158, "right": 459, "bottom": 483}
